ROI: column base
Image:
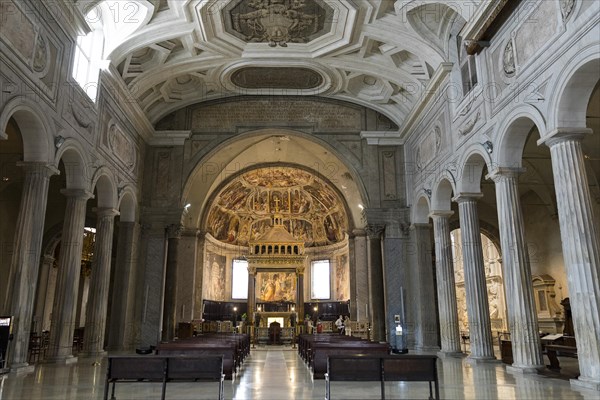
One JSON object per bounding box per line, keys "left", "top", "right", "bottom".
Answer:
{"left": 9, "top": 363, "right": 35, "bottom": 374}
{"left": 466, "top": 356, "right": 499, "bottom": 365}
{"left": 437, "top": 351, "right": 466, "bottom": 359}
{"left": 571, "top": 376, "right": 600, "bottom": 391}
{"left": 44, "top": 355, "right": 78, "bottom": 365}
{"left": 506, "top": 364, "right": 544, "bottom": 374}
{"left": 416, "top": 346, "right": 441, "bottom": 353}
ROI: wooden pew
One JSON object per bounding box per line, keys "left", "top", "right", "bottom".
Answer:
{"left": 325, "top": 354, "right": 439, "bottom": 400}
{"left": 156, "top": 342, "right": 236, "bottom": 379}
{"left": 104, "top": 355, "right": 224, "bottom": 400}
{"left": 312, "top": 341, "right": 390, "bottom": 379}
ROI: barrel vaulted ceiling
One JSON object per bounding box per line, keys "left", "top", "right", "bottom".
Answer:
{"left": 91, "top": 0, "right": 480, "bottom": 129}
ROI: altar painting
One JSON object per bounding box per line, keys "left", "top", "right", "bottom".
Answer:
{"left": 257, "top": 272, "right": 296, "bottom": 302}
{"left": 335, "top": 253, "right": 350, "bottom": 300}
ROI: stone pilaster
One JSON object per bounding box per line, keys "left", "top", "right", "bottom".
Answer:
{"left": 6, "top": 163, "right": 56, "bottom": 371}
{"left": 541, "top": 129, "right": 600, "bottom": 390}
{"left": 430, "top": 211, "right": 463, "bottom": 356}
{"left": 193, "top": 233, "right": 206, "bottom": 321}
{"left": 46, "top": 189, "right": 93, "bottom": 363}
{"left": 366, "top": 224, "right": 386, "bottom": 342}
{"left": 454, "top": 194, "right": 495, "bottom": 361}
{"left": 162, "top": 224, "right": 183, "bottom": 342}
{"left": 81, "top": 208, "right": 119, "bottom": 357}
{"left": 489, "top": 168, "right": 543, "bottom": 373}
{"left": 296, "top": 266, "right": 304, "bottom": 323}
{"left": 107, "top": 221, "right": 140, "bottom": 351}
{"left": 411, "top": 223, "right": 440, "bottom": 351}
{"left": 33, "top": 255, "right": 54, "bottom": 335}
{"left": 176, "top": 229, "right": 200, "bottom": 323}
{"left": 383, "top": 222, "right": 408, "bottom": 349}
{"left": 351, "top": 230, "right": 369, "bottom": 322}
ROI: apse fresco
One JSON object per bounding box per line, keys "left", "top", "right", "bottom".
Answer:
{"left": 206, "top": 167, "right": 348, "bottom": 246}
{"left": 257, "top": 272, "right": 296, "bottom": 302}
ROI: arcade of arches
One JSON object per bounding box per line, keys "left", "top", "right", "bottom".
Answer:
{"left": 0, "top": 0, "right": 599, "bottom": 397}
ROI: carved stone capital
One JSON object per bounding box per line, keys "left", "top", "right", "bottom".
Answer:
{"left": 94, "top": 207, "right": 120, "bottom": 219}
{"left": 537, "top": 128, "right": 592, "bottom": 148}
{"left": 452, "top": 192, "right": 483, "bottom": 204}
{"left": 365, "top": 224, "right": 385, "bottom": 239}
{"left": 248, "top": 266, "right": 257, "bottom": 275}
{"left": 16, "top": 161, "right": 59, "bottom": 177}
{"left": 486, "top": 167, "right": 525, "bottom": 183}
{"left": 166, "top": 224, "right": 183, "bottom": 239}
{"left": 60, "top": 188, "right": 94, "bottom": 200}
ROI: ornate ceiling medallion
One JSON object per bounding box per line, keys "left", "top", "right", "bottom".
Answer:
{"left": 227, "top": 0, "right": 332, "bottom": 47}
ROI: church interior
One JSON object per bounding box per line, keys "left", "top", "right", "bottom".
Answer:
{"left": 0, "top": 0, "right": 599, "bottom": 399}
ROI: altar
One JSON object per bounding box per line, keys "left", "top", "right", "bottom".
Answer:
{"left": 254, "top": 311, "right": 297, "bottom": 328}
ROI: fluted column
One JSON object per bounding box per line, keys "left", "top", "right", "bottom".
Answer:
{"left": 46, "top": 189, "right": 93, "bottom": 363}
{"left": 454, "top": 194, "right": 495, "bottom": 361}
{"left": 6, "top": 163, "right": 57, "bottom": 371}
{"left": 541, "top": 129, "right": 600, "bottom": 390}
{"left": 81, "top": 208, "right": 118, "bottom": 357}
{"left": 430, "top": 211, "right": 463, "bottom": 356}
{"left": 366, "top": 224, "right": 386, "bottom": 342}
{"left": 489, "top": 168, "right": 543, "bottom": 373}
{"left": 161, "top": 224, "right": 182, "bottom": 342}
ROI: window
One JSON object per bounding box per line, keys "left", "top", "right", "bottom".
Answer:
{"left": 311, "top": 260, "right": 330, "bottom": 300}
{"left": 72, "top": 10, "right": 105, "bottom": 101}
{"left": 458, "top": 36, "right": 478, "bottom": 95}
{"left": 72, "top": 1, "right": 151, "bottom": 101}
{"left": 231, "top": 259, "right": 248, "bottom": 299}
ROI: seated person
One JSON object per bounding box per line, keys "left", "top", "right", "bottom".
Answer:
{"left": 335, "top": 315, "right": 344, "bottom": 335}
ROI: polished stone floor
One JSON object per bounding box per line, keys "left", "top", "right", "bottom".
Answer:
{"left": 0, "top": 346, "right": 598, "bottom": 399}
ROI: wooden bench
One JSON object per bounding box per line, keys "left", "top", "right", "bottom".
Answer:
{"left": 156, "top": 342, "right": 236, "bottom": 379}
{"left": 312, "top": 342, "right": 390, "bottom": 379}
{"left": 325, "top": 354, "right": 439, "bottom": 400}
{"left": 104, "top": 355, "right": 224, "bottom": 400}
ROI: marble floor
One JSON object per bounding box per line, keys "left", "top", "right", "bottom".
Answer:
{"left": 0, "top": 346, "right": 598, "bottom": 399}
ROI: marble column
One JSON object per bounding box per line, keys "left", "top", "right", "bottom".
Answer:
{"left": 430, "top": 211, "right": 463, "bottom": 356}
{"left": 42, "top": 257, "right": 58, "bottom": 332}
{"left": 351, "top": 230, "right": 369, "bottom": 322}
{"left": 296, "top": 266, "right": 304, "bottom": 323}
{"left": 6, "top": 163, "right": 56, "bottom": 371}
{"left": 454, "top": 194, "right": 495, "bottom": 361}
{"left": 541, "top": 129, "right": 600, "bottom": 390}
{"left": 489, "top": 168, "right": 543, "bottom": 373}
{"left": 46, "top": 189, "right": 93, "bottom": 363}
{"left": 107, "top": 221, "right": 140, "bottom": 351}
{"left": 162, "top": 224, "right": 182, "bottom": 342}
{"left": 81, "top": 208, "right": 118, "bottom": 357}
{"left": 412, "top": 223, "right": 440, "bottom": 351}
{"left": 366, "top": 224, "right": 386, "bottom": 342}
{"left": 248, "top": 266, "right": 256, "bottom": 321}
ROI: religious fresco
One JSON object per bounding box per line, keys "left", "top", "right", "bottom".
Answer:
{"left": 335, "top": 253, "right": 350, "bottom": 301}
{"left": 257, "top": 272, "right": 296, "bottom": 302}
{"left": 204, "top": 251, "right": 226, "bottom": 301}
{"left": 206, "top": 167, "right": 348, "bottom": 247}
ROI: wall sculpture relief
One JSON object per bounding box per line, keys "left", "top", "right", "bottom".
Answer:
{"left": 206, "top": 167, "right": 348, "bottom": 247}
{"left": 204, "top": 251, "right": 226, "bottom": 301}
{"left": 335, "top": 253, "right": 350, "bottom": 301}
